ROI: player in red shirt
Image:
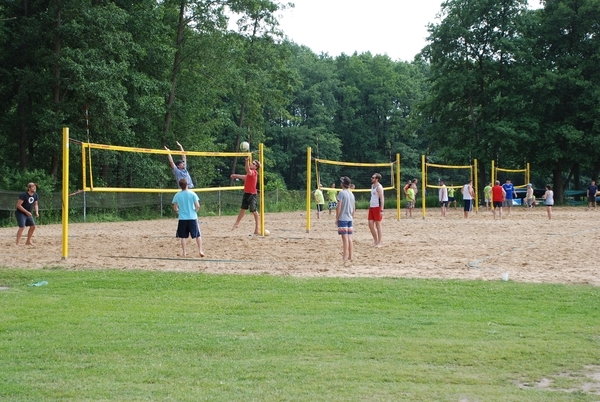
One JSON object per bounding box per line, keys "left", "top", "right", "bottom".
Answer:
{"left": 491, "top": 180, "right": 506, "bottom": 220}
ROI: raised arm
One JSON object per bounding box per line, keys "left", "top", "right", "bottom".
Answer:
{"left": 244, "top": 157, "right": 251, "bottom": 174}
{"left": 164, "top": 146, "right": 175, "bottom": 169}
{"left": 176, "top": 141, "right": 186, "bottom": 165}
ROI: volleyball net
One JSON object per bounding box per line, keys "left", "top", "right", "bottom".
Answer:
{"left": 305, "top": 147, "right": 401, "bottom": 232}
{"left": 422, "top": 156, "right": 478, "bottom": 217}
{"left": 492, "top": 162, "right": 530, "bottom": 189}
{"left": 61, "top": 128, "right": 266, "bottom": 258}
{"left": 78, "top": 141, "right": 254, "bottom": 193}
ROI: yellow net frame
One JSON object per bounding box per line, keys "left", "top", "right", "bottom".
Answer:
{"left": 62, "top": 134, "right": 266, "bottom": 259}
{"left": 79, "top": 140, "right": 256, "bottom": 193}
{"left": 422, "top": 156, "right": 478, "bottom": 218}
{"left": 491, "top": 161, "right": 530, "bottom": 189}
{"left": 305, "top": 147, "right": 401, "bottom": 232}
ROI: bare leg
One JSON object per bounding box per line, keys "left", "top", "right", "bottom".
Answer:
{"left": 347, "top": 234, "right": 353, "bottom": 260}
{"left": 341, "top": 234, "right": 353, "bottom": 260}
{"left": 252, "top": 211, "right": 260, "bottom": 235}
{"left": 180, "top": 238, "right": 187, "bottom": 256}
{"left": 16, "top": 227, "right": 25, "bottom": 245}
{"left": 547, "top": 206, "right": 552, "bottom": 220}
{"left": 368, "top": 220, "right": 377, "bottom": 246}
{"left": 196, "top": 237, "right": 204, "bottom": 257}
{"left": 232, "top": 209, "right": 246, "bottom": 230}
{"left": 25, "top": 226, "right": 36, "bottom": 245}
{"left": 374, "top": 221, "right": 382, "bottom": 247}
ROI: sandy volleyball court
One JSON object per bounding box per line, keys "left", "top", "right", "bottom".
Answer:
{"left": 1, "top": 206, "right": 598, "bottom": 286}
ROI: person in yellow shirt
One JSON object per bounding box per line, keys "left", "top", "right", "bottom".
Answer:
{"left": 326, "top": 183, "right": 338, "bottom": 216}
{"left": 483, "top": 182, "right": 492, "bottom": 211}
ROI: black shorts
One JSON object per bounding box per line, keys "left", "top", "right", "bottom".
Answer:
{"left": 493, "top": 201, "right": 503, "bottom": 208}
{"left": 316, "top": 204, "right": 324, "bottom": 212}
{"left": 463, "top": 199, "right": 472, "bottom": 211}
{"left": 241, "top": 193, "right": 257, "bottom": 212}
{"left": 441, "top": 201, "right": 448, "bottom": 207}
{"left": 176, "top": 219, "right": 200, "bottom": 239}
{"left": 16, "top": 211, "right": 35, "bottom": 228}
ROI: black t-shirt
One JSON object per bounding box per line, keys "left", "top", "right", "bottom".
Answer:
{"left": 17, "top": 191, "right": 38, "bottom": 213}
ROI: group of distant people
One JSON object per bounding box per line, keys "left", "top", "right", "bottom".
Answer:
{"left": 14, "top": 143, "right": 598, "bottom": 258}
{"left": 443, "top": 178, "right": 555, "bottom": 220}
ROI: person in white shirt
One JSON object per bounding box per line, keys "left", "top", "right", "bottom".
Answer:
{"left": 439, "top": 180, "right": 448, "bottom": 217}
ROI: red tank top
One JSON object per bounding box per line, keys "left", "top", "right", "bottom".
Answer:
{"left": 244, "top": 169, "right": 258, "bottom": 194}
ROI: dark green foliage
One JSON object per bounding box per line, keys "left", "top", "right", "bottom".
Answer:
{"left": 0, "top": 0, "right": 597, "bottom": 199}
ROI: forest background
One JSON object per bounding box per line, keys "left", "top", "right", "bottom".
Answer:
{"left": 0, "top": 0, "right": 599, "bottom": 204}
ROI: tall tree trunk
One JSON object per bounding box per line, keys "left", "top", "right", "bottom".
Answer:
{"left": 50, "top": 0, "right": 62, "bottom": 178}
{"left": 229, "top": 102, "right": 246, "bottom": 185}
{"left": 164, "top": 0, "right": 186, "bottom": 137}
{"left": 17, "top": 0, "right": 29, "bottom": 170}
{"left": 18, "top": 92, "right": 27, "bottom": 170}
{"left": 553, "top": 164, "right": 564, "bottom": 204}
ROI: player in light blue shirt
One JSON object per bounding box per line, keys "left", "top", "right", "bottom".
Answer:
{"left": 172, "top": 178, "right": 204, "bottom": 257}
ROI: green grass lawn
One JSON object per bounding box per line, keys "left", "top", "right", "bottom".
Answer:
{"left": 1, "top": 268, "right": 599, "bottom": 401}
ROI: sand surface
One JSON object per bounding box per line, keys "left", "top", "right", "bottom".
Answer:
{"left": 2, "top": 206, "right": 599, "bottom": 286}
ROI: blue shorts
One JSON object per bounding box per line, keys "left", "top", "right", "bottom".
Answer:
{"left": 16, "top": 211, "right": 35, "bottom": 228}
{"left": 337, "top": 220, "right": 353, "bottom": 235}
{"left": 176, "top": 219, "right": 201, "bottom": 239}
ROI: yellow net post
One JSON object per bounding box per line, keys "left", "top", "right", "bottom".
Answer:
{"left": 396, "top": 153, "right": 401, "bottom": 221}
{"left": 421, "top": 154, "right": 426, "bottom": 219}
{"left": 306, "top": 147, "right": 312, "bottom": 233}
{"left": 259, "top": 143, "right": 265, "bottom": 236}
{"left": 61, "top": 127, "right": 69, "bottom": 259}
{"left": 474, "top": 159, "right": 479, "bottom": 213}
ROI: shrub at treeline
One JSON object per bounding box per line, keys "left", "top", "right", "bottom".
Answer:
{"left": 1, "top": 0, "right": 599, "bottom": 203}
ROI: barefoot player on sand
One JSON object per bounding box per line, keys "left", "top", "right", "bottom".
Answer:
{"left": 231, "top": 157, "right": 261, "bottom": 235}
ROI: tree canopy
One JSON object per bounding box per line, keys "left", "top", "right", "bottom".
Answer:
{"left": 0, "top": 0, "right": 597, "bottom": 200}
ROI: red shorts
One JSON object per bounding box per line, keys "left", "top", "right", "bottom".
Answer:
{"left": 368, "top": 207, "right": 383, "bottom": 222}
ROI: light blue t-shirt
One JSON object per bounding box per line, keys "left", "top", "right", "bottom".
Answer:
{"left": 172, "top": 190, "right": 199, "bottom": 220}
{"left": 336, "top": 189, "right": 355, "bottom": 221}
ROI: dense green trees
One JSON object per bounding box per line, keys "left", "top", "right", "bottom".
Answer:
{"left": 0, "top": 0, "right": 597, "bottom": 199}
{"left": 421, "top": 0, "right": 600, "bottom": 201}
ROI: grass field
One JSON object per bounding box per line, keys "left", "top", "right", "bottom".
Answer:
{"left": 1, "top": 268, "right": 599, "bottom": 401}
